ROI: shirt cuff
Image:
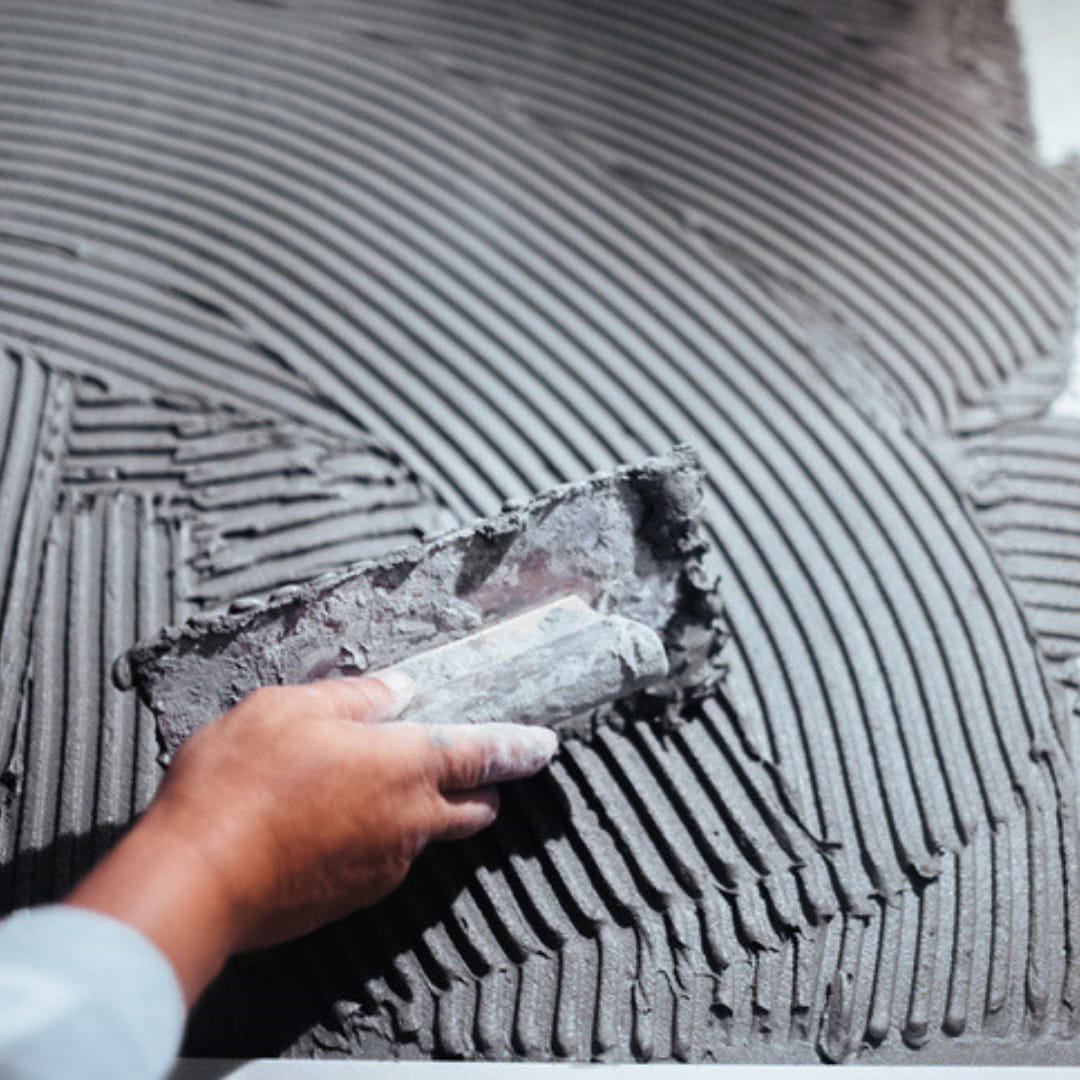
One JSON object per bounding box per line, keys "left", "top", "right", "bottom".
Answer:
{"left": 0, "top": 904, "right": 186, "bottom": 1079}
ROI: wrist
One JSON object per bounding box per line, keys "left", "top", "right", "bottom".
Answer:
{"left": 67, "top": 807, "right": 241, "bottom": 1006}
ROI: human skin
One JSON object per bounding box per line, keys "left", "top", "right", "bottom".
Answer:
{"left": 67, "top": 675, "right": 558, "bottom": 1006}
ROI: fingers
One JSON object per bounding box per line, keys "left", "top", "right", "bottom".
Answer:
{"left": 434, "top": 786, "right": 501, "bottom": 841}
{"left": 424, "top": 723, "right": 559, "bottom": 792}
{"left": 306, "top": 671, "right": 414, "bottom": 724}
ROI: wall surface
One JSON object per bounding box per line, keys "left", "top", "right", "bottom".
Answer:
{"left": 2, "top": 0, "right": 1080, "bottom": 1065}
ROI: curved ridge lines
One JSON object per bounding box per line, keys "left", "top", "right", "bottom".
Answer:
{"left": 339, "top": 8, "right": 1044, "bottom": 401}
{"left": 289, "top": 0, "right": 1077, "bottom": 420}
{"left": 0, "top": 11, "right": 661, "bottom": 506}
{"left": 0, "top": 1, "right": 1073, "bottom": 454}
{"left": 962, "top": 417, "right": 1080, "bottom": 665}
{"left": 1, "top": 0, "right": 1079, "bottom": 1064}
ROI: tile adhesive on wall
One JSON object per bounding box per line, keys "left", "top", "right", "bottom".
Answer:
{"left": 1, "top": 0, "right": 1079, "bottom": 1064}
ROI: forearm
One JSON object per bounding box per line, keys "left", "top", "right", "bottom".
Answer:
{"left": 67, "top": 808, "right": 238, "bottom": 1007}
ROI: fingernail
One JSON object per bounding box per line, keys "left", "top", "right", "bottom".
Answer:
{"left": 514, "top": 725, "right": 559, "bottom": 770}
{"left": 373, "top": 668, "right": 415, "bottom": 717}
{"left": 452, "top": 724, "right": 560, "bottom": 785}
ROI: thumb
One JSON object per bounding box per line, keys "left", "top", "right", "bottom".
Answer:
{"left": 425, "top": 723, "right": 559, "bottom": 792}
{"left": 314, "top": 670, "right": 415, "bottom": 723}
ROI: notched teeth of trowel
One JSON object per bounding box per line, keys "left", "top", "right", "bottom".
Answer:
{"left": 120, "top": 444, "right": 726, "bottom": 756}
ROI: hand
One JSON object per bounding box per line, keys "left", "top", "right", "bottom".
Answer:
{"left": 67, "top": 676, "right": 558, "bottom": 1005}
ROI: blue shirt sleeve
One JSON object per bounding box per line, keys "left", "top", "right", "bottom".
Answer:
{"left": 0, "top": 904, "right": 186, "bottom": 1079}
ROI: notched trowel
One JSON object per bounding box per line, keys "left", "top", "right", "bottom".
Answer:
{"left": 117, "top": 444, "right": 725, "bottom": 756}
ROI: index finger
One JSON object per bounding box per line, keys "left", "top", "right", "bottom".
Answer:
{"left": 421, "top": 723, "right": 559, "bottom": 791}
{"left": 300, "top": 671, "right": 415, "bottom": 724}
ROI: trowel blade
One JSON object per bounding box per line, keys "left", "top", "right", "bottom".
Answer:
{"left": 118, "top": 444, "right": 725, "bottom": 756}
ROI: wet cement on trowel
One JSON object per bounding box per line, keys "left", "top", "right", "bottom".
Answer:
{"left": 2, "top": 0, "right": 1080, "bottom": 1065}
{"left": 122, "top": 446, "right": 724, "bottom": 754}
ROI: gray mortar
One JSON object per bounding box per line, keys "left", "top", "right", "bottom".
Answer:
{"left": 3, "top": 0, "right": 1080, "bottom": 1064}
{"left": 119, "top": 445, "right": 725, "bottom": 755}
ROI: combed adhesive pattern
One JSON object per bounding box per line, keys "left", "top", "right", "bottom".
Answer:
{"left": 1, "top": 0, "right": 1079, "bottom": 1063}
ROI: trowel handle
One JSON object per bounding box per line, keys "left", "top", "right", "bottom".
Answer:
{"left": 374, "top": 597, "right": 669, "bottom": 732}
